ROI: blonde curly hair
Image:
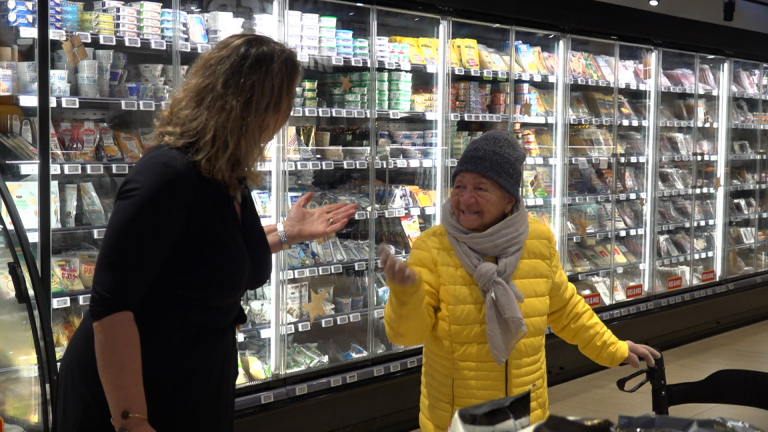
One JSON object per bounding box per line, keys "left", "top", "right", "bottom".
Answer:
{"left": 155, "top": 34, "right": 301, "bottom": 193}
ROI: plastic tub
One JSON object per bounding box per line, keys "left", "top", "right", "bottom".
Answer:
{"left": 318, "top": 37, "right": 335, "bottom": 47}
{"left": 343, "top": 93, "right": 361, "bottom": 102}
{"left": 319, "top": 27, "right": 335, "bottom": 38}
{"left": 335, "top": 29, "right": 353, "bottom": 39}
{"left": 139, "top": 9, "right": 160, "bottom": 19}
{"left": 300, "top": 13, "right": 318, "bottom": 25}
{"left": 318, "top": 47, "right": 336, "bottom": 56}
{"left": 116, "top": 29, "right": 138, "bottom": 37}
{"left": 301, "top": 35, "right": 319, "bottom": 46}
{"left": 127, "top": 1, "right": 161, "bottom": 11}
{"left": 336, "top": 37, "right": 353, "bottom": 47}
{"left": 300, "top": 79, "right": 317, "bottom": 89}
{"left": 318, "top": 15, "right": 335, "bottom": 27}
{"left": 303, "top": 97, "right": 317, "bottom": 107}
{"left": 139, "top": 17, "right": 159, "bottom": 25}
{"left": 301, "top": 24, "right": 318, "bottom": 36}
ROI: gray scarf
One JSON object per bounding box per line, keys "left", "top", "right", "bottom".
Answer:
{"left": 441, "top": 199, "right": 529, "bottom": 365}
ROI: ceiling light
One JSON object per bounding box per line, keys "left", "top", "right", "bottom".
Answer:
{"left": 649, "top": 0, "right": 659, "bottom": 5}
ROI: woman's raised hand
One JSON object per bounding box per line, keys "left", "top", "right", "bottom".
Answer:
{"left": 378, "top": 245, "right": 417, "bottom": 287}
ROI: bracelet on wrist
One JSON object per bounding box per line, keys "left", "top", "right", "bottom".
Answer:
{"left": 111, "top": 410, "right": 149, "bottom": 431}
{"left": 276, "top": 222, "right": 290, "bottom": 250}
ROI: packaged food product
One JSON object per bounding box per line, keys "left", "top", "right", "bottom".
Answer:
{"left": 98, "top": 123, "right": 123, "bottom": 161}
{"left": 449, "top": 39, "right": 461, "bottom": 68}
{"left": 80, "top": 182, "right": 106, "bottom": 225}
{"left": 418, "top": 38, "right": 438, "bottom": 65}
{"left": 530, "top": 46, "right": 548, "bottom": 75}
{"left": 115, "top": 130, "right": 143, "bottom": 161}
{"left": 78, "top": 251, "right": 97, "bottom": 288}
{"left": 515, "top": 43, "right": 538, "bottom": 74}
{"left": 60, "top": 184, "right": 77, "bottom": 228}
{"left": 54, "top": 256, "right": 85, "bottom": 291}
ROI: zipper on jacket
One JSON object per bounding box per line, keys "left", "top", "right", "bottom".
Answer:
{"left": 504, "top": 360, "right": 509, "bottom": 397}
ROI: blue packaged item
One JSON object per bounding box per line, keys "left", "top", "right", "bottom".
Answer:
{"left": 1, "top": 1, "right": 36, "bottom": 13}
{"left": 335, "top": 29, "right": 352, "bottom": 38}
{"left": 61, "top": 3, "right": 77, "bottom": 12}
{"left": 50, "top": 16, "right": 62, "bottom": 23}
{"left": 336, "top": 37, "right": 353, "bottom": 47}
{"left": 4, "top": 12, "right": 35, "bottom": 25}
{"left": 49, "top": 22, "right": 63, "bottom": 29}
{"left": 187, "top": 13, "right": 207, "bottom": 43}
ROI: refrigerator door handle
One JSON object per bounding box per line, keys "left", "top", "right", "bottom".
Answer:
{"left": 9, "top": 261, "right": 28, "bottom": 305}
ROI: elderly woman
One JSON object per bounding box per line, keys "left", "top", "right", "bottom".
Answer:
{"left": 380, "top": 131, "right": 659, "bottom": 432}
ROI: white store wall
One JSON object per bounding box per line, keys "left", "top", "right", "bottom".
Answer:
{"left": 596, "top": 0, "right": 768, "bottom": 34}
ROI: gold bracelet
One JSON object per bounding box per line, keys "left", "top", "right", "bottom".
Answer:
{"left": 110, "top": 411, "right": 149, "bottom": 430}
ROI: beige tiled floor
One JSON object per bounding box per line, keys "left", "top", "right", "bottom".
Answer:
{"left": 548, "top": 319, "right": 768, "bottom": 427}
{"left": 412, "top": 320, "right": 768, "bottom": 431}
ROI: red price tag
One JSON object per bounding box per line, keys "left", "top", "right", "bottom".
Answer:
{"left": 667, "top": 276, "right": 683, "bottom": 290}
{"left": 583, "top": 293, "right": 602, "bottom": 307}
{"left": 626, "top": 284, "right": 643, "bottom": 299}
{"left": 701, "top": 270, "right": 716, "bottom": 283}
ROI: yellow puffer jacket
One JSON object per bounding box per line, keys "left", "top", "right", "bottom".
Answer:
{"left": 384, "top": 219, "right": 628, "bottom": 432}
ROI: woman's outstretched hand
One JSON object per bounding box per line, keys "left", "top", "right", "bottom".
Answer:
{"left": 283, "top": 192, "right": 358, "bottom": 243}
{"left": 624, "top": 341, "right": 661, "bottom": 368}
{"left": 378, "top": 245, "right": 417, "bottom": 287}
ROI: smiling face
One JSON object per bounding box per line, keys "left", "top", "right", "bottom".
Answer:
{"left": 451, "top": 172, "right": 516, "bottom": 232}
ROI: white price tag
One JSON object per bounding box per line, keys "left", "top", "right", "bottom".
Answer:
{"left": 356, "top": 161, "right": 367, "bottom": 169}
{"left": 285, "top": 162, "right": 296, "bottom": 171}
{"left": 298, "top": 322, "right": 311, "bottom": 332}
{"left": 385, "top": 209, "right": 395, "bottom": 218}
{"left": 99, "top": 35, "right": 116, "bottom": 45}
{"left": 179, "top": 42, "right": 191, "bottom": 52}
{"left": 19, "top": 27, "right": 37, "bottom": 38}
{"left": 285, "top": 324, "right": 295, "bottom": 334}
{"left": 197, "top": 44, "right": 211, "bottom": 53}
{"left": 389, "top": 111, "right": 402, "bottom": 119}
{"left": 295, "top": 384, "right": 307, "bottom": 395}
{"left": 385, "top": 62, "right": 396, "bottom": 70}
{"left": 63, "top": 164, "right": 82, "bottom": 175}
{"left": 346, "top": 373, "right": 357, "bottom": 383}
{"left": 121, "top": 100, "right": 138, "bottom": 110}
{"left": 321, "top": 318, "right": 333, "bottom": 328}
{"left": 337, "top": 315, "right": 348, "bottom": 325}
{"left": 352, "top": 58, "right": 363, "bottom": 67}
{"left": 50, "top": 29, "right": 66, "bottom": 40}
{"left": 330, "top": 56, "right": 344, "bottom": 66}
{"left": 19, "top": 164, "right": 38, "bottom": 175}
{"left": 450, "top": 113, "right": 461, "bottom": 121}
{"left": 455, "top": 67, "right": 465, "bottom": 75}
{"left": 407, "top": 359, "right": 418, "bottom": 368}
{"left": 410, "top": 207, "right": 420, "bottom": 216}
{"left": 318, "top": 108, "right": 331, "bottom": 117}
{"left": 140, "top": 101, "right": 155, "bottom": 111}
{"left": 426, "top": 64, "right": 437, "bottom": 73}
{"left": 374, "top": 309, "right": 384, "bottom": 318}
{"left": 319, "top": 266, "right": 331, "bottom": 275}
{"left": 61, "top": 98, "right": 79, "bottom": 108}
{"left": 390, "top": 363, "right": 401, "bottom": 372}
{"left": 79, "top": 294, "right": 91, "bottom": 305}
{"left": 374, "top": 367, "right": 384, "bottom": 376}
{"left": 522, "top": 74, "right": 531, "bottom": 81}
{"left": 305, "top": 108, "right": 317, "bottom": 116}
{"left": 422, "top": 159, "right": 433, "bottom": 168}
{"left": 424, "top": 206, "right": 436, "bottom": 215}
{"left": 298, "top": 53, "right": 309, "bottom": 62}
{"left": 425, "top": 112, "right": 437, "bottom": 120}
{"left": 112, "top": 164, "right": 129, "bottom": 174}
{"left": 332, "top": 265, "right": 343, "bottom": 273}
{"left": 18, "top": 95, "right": 36, "bottom": 107}
{"left": 468, "top": 69, "right": 480, "bottom": 77}
{"left": 349, "top": 313, "right": 361, "bottom": 322}
{"left": 332, "top": 109, "right": 344, "bottom": 117}
{"left": 396, "top": 160, "right": 408, "bottom": 168}
{"left": 355, "top": 110, "right": 366, "bottom": 118}
{"left": 400, "top": 61, "right": 411, "bottom": 71}
{"left": 408, "top": 159, "right": 420, "bottom": 168}
{"left": 310, "top": 162, "right": 321, "bottom": 170}
{"left": 396, "top": 209, "right": 406, "bottom": 217}
{"left": 124, "top": 37, "right": 141, "bottom": 47}
{"left": 482, "top": 69, "right": 493, "bottom": 78}
{"left": 85, "top": 164, "right": 103, "bottom": 175}
{"left": 329, "top": 377, "right": 342, "bottom": 387}
{"left": 344, "top": 161, "right": 356, "bottom": 169}
{"left": 343, "top": 109, "right": 354, "bottom": 117}
{"left": 53, "top": 297, "right": 71, "bottom": 309}
{"left": 354, "top": 262, "right": 366, "bottom": 271}
{"left": 149, "top": 39, "right": 166, "bottom": 50}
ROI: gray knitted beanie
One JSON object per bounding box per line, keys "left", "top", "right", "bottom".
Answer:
{"left": 451, "top": 131, "right": 526, "bottom": 202}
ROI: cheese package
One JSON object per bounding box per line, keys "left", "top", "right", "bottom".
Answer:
{"left": 401, "top": 37, "right": 426, "bottom": 64}
{"left": 531, "top": 46, "right": 549, "bottom": 75}
{"left": 458, "top": 39, "right": 480, "bottom": 69}
{"left": 477, "top": 44, "right": 498, "bottom": 70}
{"left": 4, "top": 180, "right": 61, "bottom": 230}
{"left": 449, "top": 39, "right": 461, "bottom": 68}
{"left": 418, "top": 38, "right": 439, "bottom": 65}
{"left": 593, "top": 245, "right": 614, "bottom": 264}
{"left": 569, "top": 51, "right": 587, "bottom": 79}
{"left": 53, "top": 256, "right": 85, "bottom": 291}
{"left": 489, "top": 50, "right": 508, "bottom": 70}
{"left": 115, "top": 131, "right": 143, "bottom": 161}
{"left": 78, "top": 251, "right": 97, "bottom": 289}
{"left": 515, "top": 43, "right": 538, "bottom": 74}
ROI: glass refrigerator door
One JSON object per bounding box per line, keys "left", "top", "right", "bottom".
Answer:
{"left": 512, "top": 28, "right": 562, "bottom": 237}
{"left": 47, "top": 4, "right": 175, "bottom": 362}
{"left": 613, "top": 42, "right": 655, "bottom": 302}
{"left": 372, "top": 7, "right": 442, "bottom": 357}
{"left": 694, "top": 54, "right": 726, "bottom": 283}
{"left": 235, "top": 0, "right": 282, "bottom": 388}
{"left": 279, "top": 0, "right": 376, "bottom": 376}
{"left": 759, "top": 63, "right": 768, "bottom": 271}
{"left": 564, "top": 37, "right": 619, "bottom": 308}
{"left": 727, "top": 59, "right": 762, "bottom": 276}
{"left": 0, "top": 200, "right": 50, "bottom": 431}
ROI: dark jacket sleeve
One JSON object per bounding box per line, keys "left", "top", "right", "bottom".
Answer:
{"left": 89, "top": 148, "right": 194, "bottom": 321}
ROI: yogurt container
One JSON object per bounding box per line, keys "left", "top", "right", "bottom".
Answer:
{"left": 343, "top": 93, "right": 361, "bottom": 102}
{"left": 139, "top": 24, "right": 160, "bottom": 33}
{"left": 318, "top": 15, "right": 335, "bottom": 27}
{"left": 127, "top": 1, "right": 161, "bottom": 11}
{"left": 303, "top": 89, "right": 317, "bottom": 98}
{"left": 303, "top": 97, "right": 317, "bottom": 107}
{"left": 389, "top": 81, "right": 411, "bottom": 91}
{"left": 376, "top": 71, "right": 388, "bottom": 80}
{"left": 140, "top": 32, "right": 161, "bottom": 39}
{"left": 117, "top": 14, "right": 138, "bottom": 23}
{"left": 345, "top": 101, "right": 360, "bottom": 109}
{"left": 293, "top": 97, "right": 303, "bottom": 107}
{"left": 300, "top": 79, "right": 317, "bottom": 90}
{"left": 424, "top": 130, "right": 439, "bottom": 139}
{"left": 286, "top": 9, "right": 301, "bottom": 23}
{"left": 329, "top": 86, "right": 344, "bottom": 95}
{"left": 286, "top": 21, "right": 301, "bottom": 35}
{"left": 138, "top": 17, "right": 159, "bottom": 25}
{"left": 318, "top": 47, "right": 336, "bottom": 56}
{"left": 336, "top": 37, "right": 353, "bottom": 47}
{"left": 301, "top": 35, "right": 319, "bottom": 46}
{"left": 286, "top": 33, "right": 301, "bottom": 45}
{"left": 104, "top": 5, "right": 135, "bottom": 15}
{"left": 335, "top": 29, "right": 352, "bottom": 39}
{"left": 301, "top": 13, "right": 318, "bottom": 24}
{"left": 318, "top": 37, "right": 335, "bottom": 47}
{"left": 354, "top": 38, "right": 368, "bottom": 47}
{"left": 389, "top": 71, "right": 411, "bottom": 81}
{"left": 114, "top": 21, "right": 137, "bottom": 30}
{"left": 138, "top": 9, "right": 160, "bottom": 19}
{"left": 116, "top": 29, "right": 138, "bottom": 37}
{"left": 301, "top": 24, "right": 318, "bottom": 36}
{"left": 389, "top": 91, "right": 410, "bottom": 101}
{"left": 350, "top": 86, "right": 367, "bottom": 94}
{"left": 318, "top": 27, "right": 335, "bottom": 38}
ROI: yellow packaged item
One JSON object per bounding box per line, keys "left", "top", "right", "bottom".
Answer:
{"left": 490, "top": 51, "right": 508, "bottom": 71}
{"left": 115, "top": 131, "right": 143, "bottom": 161}
{"left": 531, "top": 46, "right": 549, "bottom": 75}
{"left": 450, "top": 39, "right": 461, "bottom": 68}
{"left": 418, "top": 38, "right": 439, "bottom": 65}
{"left": 460, "top": 38, "right": 480, "bottom": 69}
{"left": 401, "top": 37, "right": 426, "bottom": 64}
{"left": 478, "top": 45, "right": 496, "bottom": 70}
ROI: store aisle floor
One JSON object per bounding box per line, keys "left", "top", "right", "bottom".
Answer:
{"left": 548, "top": 319, "right": 768, "bottom": 427}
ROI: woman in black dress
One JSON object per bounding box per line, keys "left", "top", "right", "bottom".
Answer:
{"left": 54, "top": 34, "right": 357, "bottom": 432}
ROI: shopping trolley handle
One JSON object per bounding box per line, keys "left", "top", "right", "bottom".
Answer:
{"left": 616, "top": 353, "right": 666, "bottom": 394}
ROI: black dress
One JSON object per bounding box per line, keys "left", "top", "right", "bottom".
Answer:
{"left": 55, "top": 146, "right": 271, "bottom": 431}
